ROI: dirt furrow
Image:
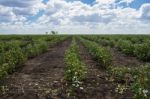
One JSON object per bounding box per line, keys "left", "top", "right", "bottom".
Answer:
{"left": 100, "top": 42, "right": 148, "bottom": 67}
{"left": 0, "top": 40, "right": 70, "bottom": 99}
{"left": 76, "top": 42, "right": 132, "bottom": 99}
{"left": 109, "top": 47, "right": 149, "bottom": 68}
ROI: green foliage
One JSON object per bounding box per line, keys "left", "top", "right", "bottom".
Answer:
{"left": 131, "top": 66, "right": 150, "bottom": 99}
{"left": 0, "top": 47, "right": 26, "bottom": 79}
{"left": 25, "top": 41, "right": 48, "bottom": 58}
{"left": 0, "top": 42, "right": 4, "bottom": 53}
{"left": 0, "top": 35, "right": 68, "bottom": 80}
{"left": 65, "top": 39, "right": 86, "bottom": 88}
{"left": 0, "top": 64, "right": 9, "bottom": 79}
{"left": 109, "top": 65, "right": 150, "bottom": 98}
{"left": 134, "top": 43, "right": 150, "bottom": 61}
{"left": 80, "top": 38, "right": 112, "bottom": 69}
{"left": 109, "top": 66, "right": 132, "bottom": 82}
{"left": 117, "top": 40, "right": 134, "bottom": 55}
{"left": 80, "top": 35, "right": 150, "bottom": 98}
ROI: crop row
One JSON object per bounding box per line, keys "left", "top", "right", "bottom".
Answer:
{"left": 83, "top": 35, "right": 150, "bottom": 62}
{"left": 117, "top": 40, "right": 150, "bottom": 61}
{"left": 64, "top": 38, "right": 86, "bottom": 90}
{"left": 0, "top": 36, "right": 67, "bottom": 80}
{"left": 83, "top": 35, "right": 150, "bottom": 44}
{"left": 79, "top": 37, "right": 150, "bottom": 98}
{"left": 80, "top": 37, "right": 112, "bottom": 69}
{"left": 109, "top": 65, "right": 150, "bottom": 98}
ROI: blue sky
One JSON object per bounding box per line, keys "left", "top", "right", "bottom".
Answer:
{"left": 80, "top": 0, "right": 150, "bottom": 9}
{"left": 43, "top": 0, "right": 49, "bottom": 4}
{"left": 79, "top": 0, "right": 95, "bottom": 5}
{"left": 130, "top": 0, "right": 150, "bottom": 9}
{"left": 0, "top": 0, "right": 150, "bottom": 34}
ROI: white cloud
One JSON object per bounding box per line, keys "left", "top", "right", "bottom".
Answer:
{"left": 0, "top": 5, "right": 15, "bottom": 22}
{"left": 0, "top": 5, "right": 26, "bottom": 22}
{"left": 0, "top": 0, "right": 45, "bottom": 17}
{"left": 95, "top": 0, "right": 116, "bottom": 4}
{"left": 0, "top": 0, "right": 44, "bottom": 8}
{"left": 140, "top": 3, "right": 150, "bottom": 20}
{"left": 0, "top": 0, "right": 150, "bottom": 34}
{"left": 118, "top": 0, "right": 134, "bottom": 6}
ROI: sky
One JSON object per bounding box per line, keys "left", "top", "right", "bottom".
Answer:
{"left": 0, "top": 0, "right": 150, "bottom": 34}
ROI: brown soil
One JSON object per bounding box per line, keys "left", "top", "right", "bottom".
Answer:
{"left": 0, "top": 40, "right": 70, "bottom": 99}
{"left": 110, "top": 48, "right": 147, "bottom": 68}
{"left": 64, "top": 42, "right": 133, "bottom": 99}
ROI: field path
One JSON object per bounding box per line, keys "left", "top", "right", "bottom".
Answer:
{"left": 0, "top": 40, "right": 70, "bottom": 99}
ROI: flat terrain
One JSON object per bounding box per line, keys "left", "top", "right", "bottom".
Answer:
{"left": 0, "top": 38, "right": 149, "bottom": 99}
{"left": 61, "top": 42, "right": 133, "bottom": 99}
{"left": 0, "top": 40, "right": 70, "bottom": 99}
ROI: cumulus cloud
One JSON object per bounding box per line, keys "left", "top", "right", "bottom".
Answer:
{"left": 0, "top": 0, "right": 150, "bottom": 34}
{"left": 0, "top": 0, "right": 44, "bottom": 8}
{"left": 95, "top": 0, "right": 116, "bottom": 4}
{"left": 118, "top": 0, "right": 135, "bottom": 6}
{"left": 0, "top": 0, "right": 45, "bottom": 17}
{"left": 0, "top": 5, "right": 26, "bottom": 22}
{"left": 140, "top": 3, "right": 150, "bottom": 20}
{"left": 72, "top": 12, "right": 116, "bottom": 24}
{"left": 0, "top": 5, "right": 15, "bottom": 22}
{"left": 37, "top": 0, "right": 139, "bottom": 25}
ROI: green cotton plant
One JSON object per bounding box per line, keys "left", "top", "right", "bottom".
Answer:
{"left": 130, "top": 66, "right": 150, "bottom": 99}
{"left": 0, "top": 64, "right": 9, "bottom": 80}
{"left": 38, "top": 41, "right": 48, "bottom": 52}
{"left": 0, "top": 35, "right": 68, "bottom": 80}
{"left": 0, "top": 42, "right": 5, "bottom": 53}
{"left": 82, "top": 35, "right": 115, "bottom": 47}
{"left": 3, "top": 41, "right": 21, "bottom": 51}
{"left": 24, "top": 44, "right": 35, "bottom": 57}
{"left": 10, "top": 47, "right": 27, "bottom": 66}
{"left": 80, "top": 38, "right": 112, "bottom": 69}
{"left": 64, "top": 39, "right": 86, "bottom": 89}
{"left": 24, "top": 36, "right": 67, "bottom": 58}
{"left": 109, "top": 65, "right": 150, "bottom": 98}
{"left": 24, "top": 41, "right": 48, "bottom": 58}
{"left": 131, "top": 75, "right": 150, "bottom": 99}
{"left": 108, "top": 39, "right": 115, "bottom": 47}
{"left": 65, "top": 53, "right": 85, "bottom": 82}
{"left": 109, "top": 67, "right": 130, "bottom": 94}
{"left": 134, "top": 43, "right": 150, "bottom": 61}
{"left": 0, "top": 46, "right": 27, "bottom": 80}
{"left": 109, "top": 67, "right": 132, "bottom": 82}
{"left": 116, "top": 40, "right": 134, "bottom": 55}
{"left": 7, "top": 48, "right": 26, "bottom": 67}
{"left": 0, "top": 41, "right": 20, "bottom": 54}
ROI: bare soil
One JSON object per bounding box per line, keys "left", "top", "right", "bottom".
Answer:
{"left": 0, "top": 40, "right": 70, "bottom": 99}
{"left": 110, "top": 48, "right": 147, "bottom": 68}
